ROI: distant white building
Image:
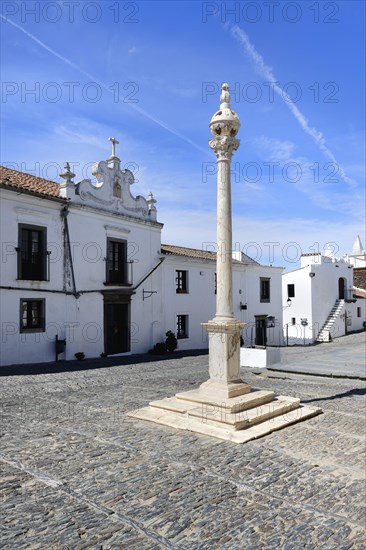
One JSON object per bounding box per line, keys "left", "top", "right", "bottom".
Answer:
{"left": 282, "top": 242, "right": 366, "bottom": 345}
{"left": 0, "top": 147, "right": 284, "bottom": 367}
{"left": 344, "top": 235, "right": 366, "bottom": 268}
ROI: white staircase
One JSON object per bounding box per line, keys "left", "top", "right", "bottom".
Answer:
{"left": 316, "top": 299, "right": 344, "bottom": 342}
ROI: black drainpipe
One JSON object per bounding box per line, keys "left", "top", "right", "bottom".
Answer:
{"left": 61, "top": 205, "right": 79, "bottom": 298}
{"left": 133, "top": 257, "right": 165, "bottom": 291}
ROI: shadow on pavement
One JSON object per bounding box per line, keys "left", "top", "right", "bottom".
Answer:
{"left": 0, "top": 349, "right": 208, "bottom": 377}
{"left": 303, "top": 387, "right": 366, "bottom": 403}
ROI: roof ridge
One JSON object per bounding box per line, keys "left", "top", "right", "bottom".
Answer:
{"left": 161, "top": 243, "right": 259, "bottom": 265}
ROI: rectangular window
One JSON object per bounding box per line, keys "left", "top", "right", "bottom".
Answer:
{"left": 106, "top": 239, "right": 128, "bottom": 284}
{"left": 260, "top": 277, "right": 270, "bottom": 303}
{"left": 291, "top": 317, "right": 296, "bottom": 325}
{"left": 214, "top": 272, "right": 217, "bottom": 295}
{"left": 20, "top": 299, "right": 45, "bottom": 332}
{"left": 287, "top": 284, "right": 295, "bottom": 298}
{"left": 177, "top": 314, "right": 188, "bottom": 339}
{"left": 18, "top": 225, "right": 48, "bottom": 281}
{"left": 176, "top": 270, "right": 188, "bottom": 293}
{"left": 357, "top": 307, "right": 361, "bottom": 318}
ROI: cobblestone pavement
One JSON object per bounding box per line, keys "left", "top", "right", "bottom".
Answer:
{"left": 1, "top": 344, "right": 366, "bottom": 548}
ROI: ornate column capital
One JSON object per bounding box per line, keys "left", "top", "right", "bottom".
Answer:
{"left": 209, "top": 135, "right": 240, "bottom": 161}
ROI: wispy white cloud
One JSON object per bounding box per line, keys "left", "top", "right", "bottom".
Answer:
{"left": 1, "top": 16, "right": 207, "bottom": 155}
{"left": 230, "top": 25, "right": 358, "bottom": 190}
{"left": 253, "top": 136, "right": 365, "bottom": 219}
{"left": 254, "top": 137, "right": 295, "bottom": 163}
{"left": 243, "top": 182, "right": 265, "bottom": 192}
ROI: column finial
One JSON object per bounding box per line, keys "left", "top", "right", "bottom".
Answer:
{"left": 60, "top": 162, "right": 75, "bottom": 185}
{"left": 220, "top": 82, "right": 231, "bottom": 108}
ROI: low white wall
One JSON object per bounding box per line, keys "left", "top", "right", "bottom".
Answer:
{"left": 240, "top": 346, "right": 281, "bottom": 368}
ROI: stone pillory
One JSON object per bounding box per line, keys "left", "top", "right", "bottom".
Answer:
{"left": 128, "top": 83, "right": 322, "bottom": 443}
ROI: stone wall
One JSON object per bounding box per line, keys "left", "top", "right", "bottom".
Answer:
{"left": 354, "top": 267, "right": 366, "bottom": 290}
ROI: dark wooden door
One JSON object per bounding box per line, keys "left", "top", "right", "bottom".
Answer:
{"left": 104, "top": 303, "right": 129, "bottom": 355}
{"left": 338, "top": 278, "right": 345, "bottom": 299}
{"left": 255, "top": 317, "right": 267, "bottom": 347}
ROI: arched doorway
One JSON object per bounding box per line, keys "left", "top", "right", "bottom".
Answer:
{"left": 338, "top": 278, "right": 346, "bottom": 299}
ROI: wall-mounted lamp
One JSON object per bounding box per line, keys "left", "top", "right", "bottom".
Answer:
{"left": 287, "top": 298, "right": 292, "bottom": 307}
{"left": 309, "top": 272, "right": 315, "bottom": 278}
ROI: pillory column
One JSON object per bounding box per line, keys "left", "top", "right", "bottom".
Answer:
{"left": 201, "top": 83, "right": 249, "bottom": 399}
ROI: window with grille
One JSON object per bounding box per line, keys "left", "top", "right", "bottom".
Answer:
{"left": 17, "top": 225, "right": 48, "bottom": 281}
{"left": 260, "top": 277, "right": 270, "bottom": 303}
{"left": 106, "top": 239, "right": 128, "bottom": 284}
{"left": 176, "top": 270, "right": 188, "bottom": 293}
{"left": 20, "top": 299, "right": 45, "bottom": 332}
{"left": 176, "top": 314, "right": 188, "bottom": 339}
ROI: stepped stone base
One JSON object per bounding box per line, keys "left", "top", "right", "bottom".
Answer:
{"left": 127, "top": 384, "right": 322, "bottom": 444}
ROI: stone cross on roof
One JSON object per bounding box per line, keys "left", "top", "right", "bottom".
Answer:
{"left": 108, "top": 137, "right": 119, "bottom": 158}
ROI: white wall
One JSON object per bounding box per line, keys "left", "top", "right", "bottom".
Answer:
{"left": 156, "top": 257, "right": 284, "bottom": 351}
{"left": 282, "top": 255, "right": 362, "bottom": 344}
{"left": 66, "top": 204, "right": 163, "bottom": 355}
{"left": 282, "top": 266, "right": 313, "bottom": 344}
{"left": 240, "top": 265, "right": 284, "bottom": 347}
{"left": 158, "top": 256, "right": 216, "bottom": 350}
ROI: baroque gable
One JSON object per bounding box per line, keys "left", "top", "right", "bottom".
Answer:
{"left": 60, "top": 140, "right": 157, "bottom": 222}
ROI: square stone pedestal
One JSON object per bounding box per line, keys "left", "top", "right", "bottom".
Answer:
{"left": 128, "top": 319, "right": 322, "bottom": 444}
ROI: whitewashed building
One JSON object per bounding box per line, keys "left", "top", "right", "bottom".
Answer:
{"left": 0, "top": 150, "right": 163, "bottom": 366}
{"left": 160, "top": 245, "right": 284, "bottom": 351}
{"left": 0, "top": 147, "right": 284, "bottom": 367}
{"left": 282, "top": 243, "right": 366, "bottom": 345}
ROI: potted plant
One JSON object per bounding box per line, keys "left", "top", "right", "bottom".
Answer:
{"left": 165, "top": 330, "right": 177, "bottom": 353}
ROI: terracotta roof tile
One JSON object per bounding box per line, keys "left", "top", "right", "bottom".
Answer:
{"left": 161, "top": 244, "right": 258, "bottom": 265}
{"left": 0, "top": 165, "right": 61, "bottom": 198}
{"left": 353, "top": 267, "right": 366, "bottom": 291}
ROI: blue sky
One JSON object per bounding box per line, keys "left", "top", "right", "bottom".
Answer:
{"left": 1, "top": 0, "right": 365, "bottom": 269}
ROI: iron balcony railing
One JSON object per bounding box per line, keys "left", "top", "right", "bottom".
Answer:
{"left": 16, "top": 249, "right": 51, "bottom": 281}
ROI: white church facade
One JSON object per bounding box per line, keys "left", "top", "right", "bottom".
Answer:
{"left": 282, "top": 238, "right": 366, "bottom": 345}
{"left": 0, "top": 145, "right": 284, "bottom": 367}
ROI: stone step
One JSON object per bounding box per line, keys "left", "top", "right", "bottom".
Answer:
{"left": 187, "top": 396, "right": 301, "bottom": 431}
{"left": 149, "top": 396, "right": 197, "bottom": 414}
{"left": 127, "top": 403, "right": 322, "bottom": 444}
{"left": 175, "top": 389, "right": 275, "bottom": 413}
